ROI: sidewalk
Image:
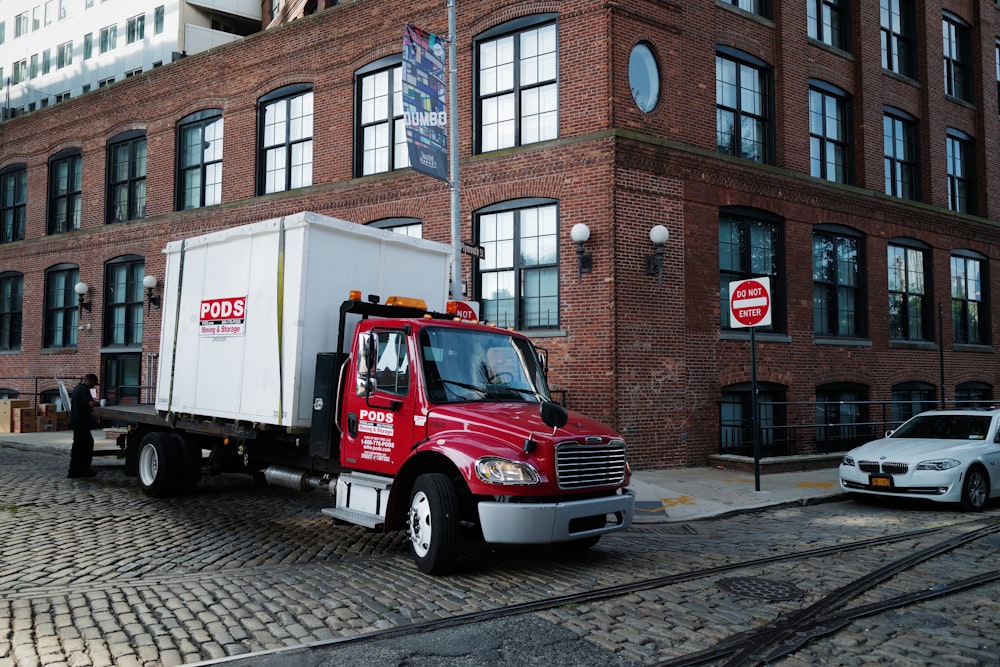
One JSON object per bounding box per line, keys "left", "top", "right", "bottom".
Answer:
{"left": 0, "top": 429, "right": 846, "bottom": 522}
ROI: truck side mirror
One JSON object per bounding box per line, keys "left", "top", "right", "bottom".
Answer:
{"left": 540, "top": 400, "right": 568, "bottom": 433}
{"left": 362, "top": 336, "right": 377, "bottom": 395}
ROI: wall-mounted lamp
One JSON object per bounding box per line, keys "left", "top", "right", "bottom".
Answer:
{"left": 143, "top": 275, "right": 160, "bottom": 312}
{"left": 645, "top": 224, "right": 670, "bottom": 283}
{"left": 74, "top": 281, "right": 91, "bottom": 314}
{"left": 570, "top": 223, "right": 592, "bottom": 280}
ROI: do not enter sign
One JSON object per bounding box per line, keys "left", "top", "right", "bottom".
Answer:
{"left": 729, "top": 277, "right": 771, "bottom": 328}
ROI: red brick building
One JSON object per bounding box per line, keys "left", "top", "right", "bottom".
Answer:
{"left": 0, "top": 0, "right": 998, "bottom": 468}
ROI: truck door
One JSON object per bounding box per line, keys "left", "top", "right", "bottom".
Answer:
{"left": 340, "top": 328, "right": 416, "bottom": 474}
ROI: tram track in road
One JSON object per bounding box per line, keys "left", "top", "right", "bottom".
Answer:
{"left": 654, "top": 519, "right": 1000, "bottom": 667}
{"left": 195, "top": 517, "right": 998, "bottom": 665}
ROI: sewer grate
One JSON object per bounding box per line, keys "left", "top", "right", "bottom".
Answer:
{"left": 717, "top": 577, "right": 805, "bottom": 601}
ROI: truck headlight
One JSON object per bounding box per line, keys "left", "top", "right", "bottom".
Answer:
{"left": 475, "top": 457, "right": 540, "bottom": 485}
{"left": 915, "top": 458, "right": 961, "bottom": 471}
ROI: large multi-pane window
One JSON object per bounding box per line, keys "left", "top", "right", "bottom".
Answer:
{"left": 881, "top": 0, "right": 916, "bottom": 78}
{"left": 12, "top": 60, "right": 26, "bottom": 85}
{"left": 103, "top": 257, "right": 144, "bottom": 347}
{"left": 0, "top": 272, "right": 23, "bottom": 352}
{"left": 951, "top": 252, "right": 986, "bottom": 345}
{"left": 887, "top": 241, "right": 931, "bottom": 341}
{"left": 369, "top": 217, "right": 422, "bottom": 238}
{"left": 883, "top": 108, "right": 918, "bottom": 200}
{"left": 720, "top": 383, "right": 787, "bottom": 457}
{"left": 813, "top": 227, "right": 862, "bottom": 338}
{"left": 720, "top": 0, "right": 769, "bottom": 17}
{"left": 0, "top": 166, "right": 27, "bottom": 243}
{"left": 107, "top": 132, "right": 147, "bottom": 222}
{"left": 808, "top": 0, "right": 848, "bottom": 51}
{"left": 809, "top": 82, "right": 851, "bottom": 184}
{"left": 99, "top": 24, "right": 116, "bottom": 53}
{"left": 476, "top": 16, "right": 558, "bottom": 154}
{"left": 715, "top": 48, "right": 770, "bottom": 164}
{"left": 356, "top": 59, "right": 408, "bottom": 176}
{"left": 719, "top": 209, "right": 783, "bottom": 331}
{"left": 258, "top": 85, "right": 313, "bottom": 194}
{"left": 126, "top": 14, "right": 144, "bottom": 44}
{"left": 176, "top": 110, "right": 223, "bottom": 210}
{"left": 44, "top": 264, "right": 79, "bottom": 349}
{"left": 816, "top": 384, "right": 871, "bottom": 452}
{"left": 48, "top": 150, "right": 83, "bottom": 234}
{"left": 946, "top": 129, "right": 975, "bottom": 214}
{"left": 57, "top": 41, "right": 72, "bottom": 68}
{"left": 955, "top": 381, "right": 991, "bottom": 409}
{"left": 943, "top": 13, "right": 972, "bottom": 102}
{"left": 891, "top": 381, "right": 935, "bottom": 424}
{"left": 476, "top": 200, "right": 558, "bottom": 330}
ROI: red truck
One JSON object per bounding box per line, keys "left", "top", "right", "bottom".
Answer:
{"left": 96, "top": 213, "right": 634, "bottom": 573}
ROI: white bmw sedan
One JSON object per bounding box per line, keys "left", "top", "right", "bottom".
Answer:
{"left": 839, "top": 409, "right": 1000, "bottom": 511}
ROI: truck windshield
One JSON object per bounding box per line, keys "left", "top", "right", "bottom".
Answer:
{"left": 419, "top": 327, "right": 550, "bottom": 403}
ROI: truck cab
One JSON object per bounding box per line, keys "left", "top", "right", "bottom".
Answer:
{"left": 323, "top": 296, "right": 635, "bottom": 573}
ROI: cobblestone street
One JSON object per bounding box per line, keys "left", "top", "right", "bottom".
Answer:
{"left": 1, "top": 445, "right": 998, "bottom": 666}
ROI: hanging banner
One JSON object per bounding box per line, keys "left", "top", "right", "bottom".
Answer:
{"left": 402, "top": 24, "right": 449, "bottom": 182}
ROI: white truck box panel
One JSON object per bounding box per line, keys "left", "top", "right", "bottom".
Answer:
{"left": 155, "top": 211, "right": 451, "bottom": 428}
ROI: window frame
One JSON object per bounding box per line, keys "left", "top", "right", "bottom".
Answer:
{"left": 47, "top": 149, "right": 83, "bottom": 235}
{"left": 102, "top": 255, "right": 145, "bottom": 348}
{"left": 809, "top": 80, "right": 852, "bottom": 184}
{"left": 176, "top": 109, "right": 224, "bottom": 210}
{"left": 720, "top": 0, "right": 771, "bottom": 18}
{"left": 945, "top": 128, "right": 975, "bottom": 215}
{"left": 368, "top": 217, "right": 422, "bottom": 238}
{"left": 719, "top": 382, "right": 788, "bottom": 458}
{"left": 942, "top": 12, "right": 972, "bottom": 103}
{"left": 715, "top": 47, "right": 773, "bottom": 164}
{"left": 0, "top": 164, "right": 27, "bottom": 244}
{"left": 719, "top": 207, "right": 784, "bottom": 333}
{"left": 815, "top": 383, "right": 871, "bottom": 452}
{"left": 43, "top": 263, "right": 80, "bottom": 349}
{"left": 99, "top": 23, "right": 117, "bottom": 53}
{"left": 474, "top": 198, "right": 560, "bottom": 331}
{"left": 880, "top": 0, "right": 917, "bottom": 79}
{"left": 950, "top": 250, "right": 987, "bottom": 346}
{"left": 0, "top": 271, "right": 23, "bottom": 352}
{"left": 126, "top": 14, "right": 145, "bottom": 44}
{"left": 883, "top": 107, "right": 918, "bottom": 201}
{"left": 354, "top": 56, "right": 408, "bottom": 177}
{"left": 474, "top": 14, "right": 559, "bottom": 155}
{"left": 107, "top": 131, "right": 147, "bottom": 223}
{"left": 257, "top": 84, "right": 314, "bottom": 195}
{"left": 807, "top": 0, "right": 849, "bottom": 51}
{"left": 812, "top": 225, "right": 865, "bottom": 339}
{"left": 891, "top": 381, "right": 936, "bottom": 424}
{"left": 887, "top": 239, "right": 932, "bottom": 342}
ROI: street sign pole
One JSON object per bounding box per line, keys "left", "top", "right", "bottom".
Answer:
{"left": 728, "top": 277, "right": 771, "bottom": 492}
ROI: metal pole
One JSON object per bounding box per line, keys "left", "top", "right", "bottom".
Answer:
{"left": 938, "top": 301, "right": 945, "bottom": 408}
{"left": 447, "top": 0, "right": 461, "bottom": 300}
{"left": 750, "top": 325, "right": 761, "bottom": 492}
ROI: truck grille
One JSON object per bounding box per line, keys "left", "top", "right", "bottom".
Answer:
{"left": 555, "top": 439, "right": 628, "bottom": 489}
{"left": 858, "top": 460, "right": 909, "bottom": 475}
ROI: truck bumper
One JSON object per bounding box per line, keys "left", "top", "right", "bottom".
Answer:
{"left": 477, "top": 489, "right": 635, "bottom": 544}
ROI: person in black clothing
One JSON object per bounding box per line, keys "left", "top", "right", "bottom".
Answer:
{"left": 68, "top": 373, "right": 100, "bottom": 478}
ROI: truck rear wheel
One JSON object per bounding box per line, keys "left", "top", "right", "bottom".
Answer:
{"left": 408, "top": 474, "right": 460, "bottom": 575}
{"left": 138, "top": 432, "right": 179, "bottom": 498}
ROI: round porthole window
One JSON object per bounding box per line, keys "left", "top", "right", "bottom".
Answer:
{"left": 629, "top": 42, "right": 660, "bottom": 113}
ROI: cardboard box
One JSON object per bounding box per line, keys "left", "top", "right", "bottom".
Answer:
{"left": 38, "top": 416, "right": 56, "bottom": 431}
{"left": 56, "top": 412, "right": 69, "bottom": 430}
{"left": 14, "top": 413, "right": 36, "bottom": 433}
{"left": 0, "top": 399, "right": 31, "bottom": 433}
{"left": 12, "top": 407, "right": 35, "bottom": 426}
{"left": 37, "top": 403, "right": 56, "bottom": 417}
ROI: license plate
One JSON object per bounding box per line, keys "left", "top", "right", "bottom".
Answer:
{"left": 870, "top": 475, "right": 893, "bottom": 488}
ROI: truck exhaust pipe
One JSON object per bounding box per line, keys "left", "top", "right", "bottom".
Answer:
{"left": 263, "top": 466, "right": 326, "bottom": 492}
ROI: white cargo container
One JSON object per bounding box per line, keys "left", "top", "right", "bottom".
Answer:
{"left": 154, "top": 212, "right": 452, "bottom": 428}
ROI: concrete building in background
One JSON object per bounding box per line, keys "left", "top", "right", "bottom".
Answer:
{"left": 0, "top": 0, "right": 998, "bottom": 469}
{"left": 0, "top": 0, "right": 259, "bottom": 116}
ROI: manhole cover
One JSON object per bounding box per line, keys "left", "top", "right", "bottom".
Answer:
{"left": 717, "top": 577, "right": 805, "bottom": 601}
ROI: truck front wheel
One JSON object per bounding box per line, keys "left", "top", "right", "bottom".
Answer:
{"left": 138, "top": 432, "right": 178, "bottom": 498}
{"left": 407, "top": 474, "right": 460, "bottom": 575}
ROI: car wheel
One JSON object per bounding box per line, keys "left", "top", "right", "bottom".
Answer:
{"left": 407, "top": 473, "right": 460, "bottom": 575}
{"left": 960, "top": 464, "right": 990, "bottom": 512}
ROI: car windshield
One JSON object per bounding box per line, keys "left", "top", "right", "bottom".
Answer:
{"left": 419, "top": 326, "right": 550, "bottom": 403}
{"left": 891, "top": 414, "right": 993, "bottom": 440}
